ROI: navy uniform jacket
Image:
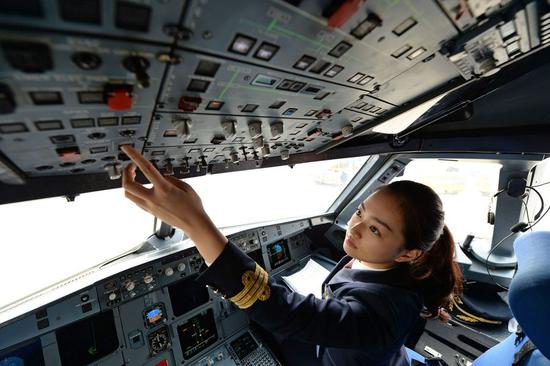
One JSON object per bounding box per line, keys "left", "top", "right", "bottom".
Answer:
{"left": 197, "top": 241, "right": 424, "bottom": 366}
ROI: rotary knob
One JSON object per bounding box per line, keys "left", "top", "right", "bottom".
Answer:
{"left": 342, "top": 124, "right": 354, "bottom": 137}
{"left": 108, "top": 292, "right": 117, "bottom": 301}
{"left": 125, "top": 281, "right": 136, "bottom": 291}
{"left": 177, "top": 262, "right": 186, "bottom": 272}
{"left": 165, "top": 267, "right": 174, "bottom": 276}
{"left": 143, "top": 274, "right": 154, "bottom": 284}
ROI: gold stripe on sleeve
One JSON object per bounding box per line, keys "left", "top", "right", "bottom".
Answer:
{"left": 229, "top": 263, "right": 271, "bottom": 309}
{"left": 230, "top": 264, "right": 261, "bottom": 304}
{"left": 235, "top": 267, "right": 268, "bottom": 309}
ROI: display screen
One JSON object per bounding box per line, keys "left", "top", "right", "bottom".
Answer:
{"left": 0, "top": 338, "right": 45, "bottom": 366}
{"left": 177, "top": 308, "right": 218, "bottom": 360}
{"left": 169, "top": 275, "right": 210, "bottom": 317}
{"left": 230, "top": 332, "right": 258, "bottom": 361}
{"left": 56, "top": 310, "right": 119, "bottom": 365}
{"left": 143, "top": 303, "right": 165, "bottom": 328}
{"left": 248, "top": 248, "right": 265, "bottom": 269}
{"left": 267, "top": 240, "right": 291, "bottom": 270}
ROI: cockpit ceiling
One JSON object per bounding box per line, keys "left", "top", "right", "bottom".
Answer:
{"left": 1, "top": 0, "right": 550, "bottom": 203}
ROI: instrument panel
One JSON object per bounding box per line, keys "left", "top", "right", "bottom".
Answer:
{"left": 2, "top": 0, "right": 546, "bottom": 202}
{"left": 0, "top": 218, "right": 318, "bottom": 365}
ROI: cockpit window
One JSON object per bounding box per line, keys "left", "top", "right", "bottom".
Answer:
{"left": 392, "top": 159, "right": 502, "bottom": 250}
{"left": 0, "top": 155, "right": 367, "bottom": 310}
{"left": 191, "top": 156, "right": 369, "bottom": 229}
{"left": 0, "top": 189, "right": 153, "bottom": 310}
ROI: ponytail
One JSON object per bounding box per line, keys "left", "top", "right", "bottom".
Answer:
{"left": 377, "top": 181, "right": 464, "bottom": 322}
{"left": 409, "top": 225, "right": 463, "bottom": 321}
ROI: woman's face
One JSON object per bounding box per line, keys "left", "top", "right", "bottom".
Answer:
{"left": 344, "top": 189, "right": 411, "bottom": 267}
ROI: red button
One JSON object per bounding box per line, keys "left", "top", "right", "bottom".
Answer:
{"left": 328, "top": 0, "right": 363, "bottom": 28}
{"left": 155, "top": 360, "right": 168, "bottom": 366}
{"left": 178, "top": 96, "right": 202, "bottom": 112}
{"left": 108, "top": 90, "right": 133, "bottom": 111}
{"left": 56, "top": 147, "right": 81, "bottom": 163}
{"left": 59, "top": 151, "right": 80, "bottom": 163}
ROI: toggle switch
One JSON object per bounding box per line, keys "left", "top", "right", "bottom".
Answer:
{"left": 105, "top": 163, "right": 122, "bottom": 180}
{"left": 253, "top": 151, "right": 261, "bottom": 167}
{"left": 123, "top": 55, "right": 150, "bottom": 88}
{"left": 173, "top": 118, "right": 192, "bottom": 140}
{"left": 181, "top": 158, "right": 190, "bottom": 174}
{"left": 253, "top": 136, "right": 264, "bottom": 149}
{"left": 230, "top": 151, "right": 239, "bottom": 163}
{"left": 262, "top": 144, "right": 271, "bottom": 157}
{"left": 280, "top": 149, "right": 290, "bottom": 160}
{"left": 163, "top": 160, "right": 174, "bottom": 175}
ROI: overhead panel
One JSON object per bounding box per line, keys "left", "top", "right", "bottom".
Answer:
{"left": 0, "top": 0, "right": 547, "bottom": 202}
{"left": 179, "top": 0, "right": 458, "bottom": 88}
{"left": 0, "top": 30, "right": 167, "bottom": 177}
{"left": 0, "top": 0, "right": 185, "bottom": 43}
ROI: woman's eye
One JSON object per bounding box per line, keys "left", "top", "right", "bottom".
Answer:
{"left": 370, "top": 226, "right": 380, "bottom": 236}
{"left": 355, "top": 209, "right": 361, "bottom": 217}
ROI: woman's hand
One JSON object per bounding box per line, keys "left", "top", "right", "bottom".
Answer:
{"left": 121, "top": 145, "right": 227, "bottom": 264}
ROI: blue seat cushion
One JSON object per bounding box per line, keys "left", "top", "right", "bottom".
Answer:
{"left": 509, "top": 231, "right": 550, "bottom": 359}
{"left": 474, "top": 333, "right": 550, "bottom": 365}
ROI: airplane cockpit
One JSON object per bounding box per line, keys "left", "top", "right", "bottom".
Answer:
{"left": 1, "top": 0, "right": 550, "bottom": 365}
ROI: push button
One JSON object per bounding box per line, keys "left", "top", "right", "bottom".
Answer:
{"left": 108, "top": 89, "right": 133, "bottom": 111}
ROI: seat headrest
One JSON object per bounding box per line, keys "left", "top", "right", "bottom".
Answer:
{"left": 509, "top": 231, "right": 550, "bottom": 359}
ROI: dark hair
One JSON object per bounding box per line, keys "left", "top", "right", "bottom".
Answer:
{"left": 377, "top": 180, "right": 463, "bottom": 321}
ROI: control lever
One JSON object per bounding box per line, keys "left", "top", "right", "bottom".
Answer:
{"left": 123, "top": 56, "right": 151, "bottom": 88}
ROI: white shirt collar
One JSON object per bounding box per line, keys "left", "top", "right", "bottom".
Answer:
{"left": 351, "top": 259, "right": 393, "bottom": 271}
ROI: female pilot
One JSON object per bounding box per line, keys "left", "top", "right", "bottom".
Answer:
{"left": 120, "top": 145, "right": 462, "bottom": 366}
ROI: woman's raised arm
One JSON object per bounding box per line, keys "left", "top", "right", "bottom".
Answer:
{"left": 120, "top": 145, "right": 228, "bottom": 264}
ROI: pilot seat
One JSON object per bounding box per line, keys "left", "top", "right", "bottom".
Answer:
{"left": 407, "top": 231, "right": 550, "bottom": 366}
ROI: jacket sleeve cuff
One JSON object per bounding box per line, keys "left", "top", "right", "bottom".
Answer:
{"left": 196, "top": 241, "right": 259, "bottom": 299}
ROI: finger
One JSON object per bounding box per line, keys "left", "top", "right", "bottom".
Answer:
{"left": 120, "top": 145, "right": 166, "bottom": 187}
{"left": 125, "top": 190, "right": 150, "bottom": 213}
{"left": 165, "top": 176, "right": 192, "bottom": 191}
{"left": 122, "top": 163, "right": 151, "bottom": 199}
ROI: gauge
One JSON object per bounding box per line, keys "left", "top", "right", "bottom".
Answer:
{"left": 147, "top": 327, "right": 171, "bottom": 356}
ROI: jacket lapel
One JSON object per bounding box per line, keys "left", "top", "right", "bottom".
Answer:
{"left": 321, "top": 255, "right": 352, "bottom": 289}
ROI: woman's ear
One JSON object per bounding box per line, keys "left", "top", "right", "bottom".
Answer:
{"left": 394, "top": 248, "right": 422, "bottom": 263}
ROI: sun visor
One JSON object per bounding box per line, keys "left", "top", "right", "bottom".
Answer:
{"left": 372, "top": 93, "right": 449, "bottom": 135}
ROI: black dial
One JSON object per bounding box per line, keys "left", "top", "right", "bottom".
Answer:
{"left": 148, "top": 327, "right": 170, "bottom": 355}
{"left": 151, "top": 333, "right": 167, "bottom": 352}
